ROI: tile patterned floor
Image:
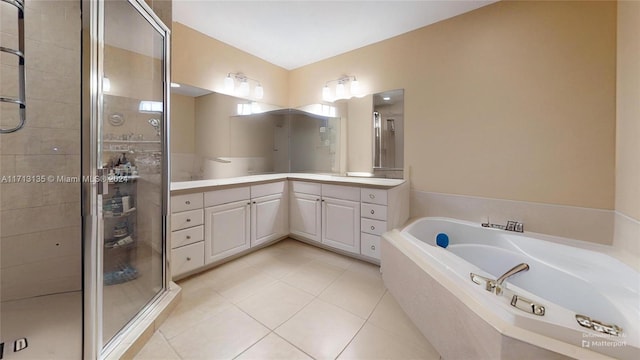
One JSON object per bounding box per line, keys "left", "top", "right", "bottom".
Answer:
{"left": 135, "top": 239, "right": 440, "bottom": 360}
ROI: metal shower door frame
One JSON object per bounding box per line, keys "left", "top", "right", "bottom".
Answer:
{"left": 81, "top": 0, "right": 171, "bottom": 358}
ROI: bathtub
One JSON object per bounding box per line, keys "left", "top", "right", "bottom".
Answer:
{"left": 381, "top": 217, "right": 639, "bottom": 360}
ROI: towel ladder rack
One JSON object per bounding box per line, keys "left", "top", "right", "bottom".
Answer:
{"left": 0, "top": 0, "right": 26, "bottom": 134}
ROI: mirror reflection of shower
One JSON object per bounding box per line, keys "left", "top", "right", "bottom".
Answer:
{"left": 372, "top": 89, "right": 404, "bottom": 177}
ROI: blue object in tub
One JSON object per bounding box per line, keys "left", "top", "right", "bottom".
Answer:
{"left": 436, "top": 233, "right": 449, "bottom": 248}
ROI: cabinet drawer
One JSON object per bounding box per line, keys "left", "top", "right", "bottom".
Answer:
{"left": 172, "top": 241, "right": 204, "bottom": 278}
{"left": 171, "top": 193, "right": 203, "bottom": 213}
{"left": 361, "top": 218, "right": 387, "bottom": 236}
{"left": 290, "top": 181, "right": 321, "bottom": 196}
{"left": 361, "top": 233, "right": 381, "bottom": 260}
{"left": 361, "top": 188, "right": 388, "bottom": 205}
{"left": 171, "top": 209, "right": 204, "bottom": 231}
{"left": 251, "top": 181, "right": 285, "bottom": 198}
{"left": 171, "top": 225, "right": 203, "bottom": 249}
{"left": 322, "top": 184, "right": 360, "bottom": 202}
{"left": 361, "top": 203, "right": 387, "bottom": 221}
{"left": 205, "top": 186, "right": 250, "bottom": 207}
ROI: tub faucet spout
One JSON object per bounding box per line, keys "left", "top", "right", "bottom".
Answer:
{"left": 496, "top": 263, "right": 529, "bottom": 285}
{"left": 486, "top": 263, "right": 529, "bottom": 295}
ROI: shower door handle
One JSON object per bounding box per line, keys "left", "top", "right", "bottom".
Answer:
{"left": 97, "top": 168, "right": 108, "bottom": 195}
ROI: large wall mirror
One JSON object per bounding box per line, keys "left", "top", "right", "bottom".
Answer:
{"left": 373, "top": 89, "right": 404, "bottom": 178}
{"left": 171, "top": 84, "right": 341, "bottom": 181}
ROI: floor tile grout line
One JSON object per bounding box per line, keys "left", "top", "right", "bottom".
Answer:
{"left": 272, "top": 331, "right": 318, "bottom": 360}
{"left": 230, "top": 329, "right": 272, "bottom": 360}
{"left": 156, "top": 327, "right": 183, "bottom": 359}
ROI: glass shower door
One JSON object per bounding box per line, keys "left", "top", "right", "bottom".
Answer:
{"left": 84, "top": 0, "right": 169, "bottom": 355}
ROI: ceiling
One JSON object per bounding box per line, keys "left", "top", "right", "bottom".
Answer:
{"left": 172, "top": 1, "right": 497, "bottom": 70}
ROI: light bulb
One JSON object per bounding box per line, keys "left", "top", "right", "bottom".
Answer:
{"left": 254, "top": 84, "right": 264, "bottom": 99}
{"left": 170, "top": 82, "right": 180, "bottom": 88}
{"left": 350, "top": 78, "right": 359, "bottom": 96}
{"left": 224, "top": 74, "right": 234, "bottom": 93}
{"left": 103, "top": 77, "right": 111, "bottom": 92}
{"left": 322, "top": 85, "right": 331, "bottom": 101}
{"left": 239, "top": 80, "right": 250, "bottom": 96}
{"left": 335, "top": 82, "right": 345, "bottom": 99}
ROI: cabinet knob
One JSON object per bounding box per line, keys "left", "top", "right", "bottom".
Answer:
{"left": 371, "top": 245, "right": 376, "bottom": 251}
{"left": 253, "top": 201, "right": 256, "bottom": 204}
{"left": 247, "top": 202, "right": 251, "bottom": 205}
{"left": 186, "top": 235, "right": 191, "bottom": 239}
{"left": 371, "top": 226, "right": 375, "bottom": 231}
{"left": 186, "top": 218, "right": 191, "bottom": 222}
{"left": 316, "top": 199, "right": 320, "bottom": 202}
{"left": 369, "top": 194, "right": 375, "bottom": 199}
{"left": 370, "top": 210, "right": 375, "bottom": 215}
{"left": 186, "top": 257, "right": 191, "bottom": 261}
{"left": 185, "top": 200, "right": 191, "bottom": 205}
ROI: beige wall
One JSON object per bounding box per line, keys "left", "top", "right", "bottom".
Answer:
{"left": 289, "top": 0, "right": 616, "bottom": 210}
{"left": 170, "top": 93, "right": 195, "bottom": 154}
{"left": 616, "top": 1, "right": 640, "bottom": 221}
{"left": 172, "top": 22, "right": 289, "bottom": 107}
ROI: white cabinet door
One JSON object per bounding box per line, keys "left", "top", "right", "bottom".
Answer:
{"left": 322, "top": 197, "right": 361, "bottom": 254}
{"left": 204, "top": 200, "right": 250, "bottom": 264}
{"left": 289, "top": 192, "right": 321, "bottom": 242}
{"left": 251, "top": 193, "right": 286, "bottom": 247}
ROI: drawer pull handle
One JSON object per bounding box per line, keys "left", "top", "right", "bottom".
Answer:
{"left": 185, "top": 200, "right": 191, "bottom": 205}
{"left": 186, "top": 218, "right": 191, "bottom": 222}
{"left": 369, "top": 194, "right": 375, "bottom": 199}
{"left": 370, "top": 210, "right": 375, "bottom": 214}
{"left": 371, "top": 245, "right": 376, "bottom": 251}
{"left": 371, "top": 226, "right": 375, "bottom": 231}
{"left": 186, "top": 235, "right": 191, "bottom": 239}
{"left": 186, "top": 257, "right": 191, "bottom": 261}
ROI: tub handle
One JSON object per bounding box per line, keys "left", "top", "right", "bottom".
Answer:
{"left": 511, "top": 295, "right": 545, "bottom": 316}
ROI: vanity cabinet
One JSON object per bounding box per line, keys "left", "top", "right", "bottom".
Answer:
{"left": 170, "top": 192, "right": 205, "bottom": 277}
{"left": 250, "top": 181, "right": 287, "bottom": 247}
{"left": 321, "top": 185, "right": 361, "bottom": 254}
{"left": 204, "top": 187, "right": 251, "bottom": 264}
{"left": 290, "top": 182, "right": 361, "bottom": 255}
{"left": 359, "top": 186, "right": 409, "bottom": 260}
{"left": 289, "top": 182, "right": 322, "bottom": 242}
{"left": 170, "top": 177, "right": 408, "bottom": 278}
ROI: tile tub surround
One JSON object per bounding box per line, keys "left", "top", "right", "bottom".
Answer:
{"left": 410, "top": 189, "right": 614, "bottom": 246}
{"left": 614, "top": 211, "right": 640, "bottom": 260}
{"left": 133, "top": 238, "right": 440, "bottom": 360}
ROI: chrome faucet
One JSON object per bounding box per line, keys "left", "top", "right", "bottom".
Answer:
{"left": 484, "top": 263, "right": 530, "bottom": 295}
{"left": 481, "top": 218, "right": 524, "bottom": 233}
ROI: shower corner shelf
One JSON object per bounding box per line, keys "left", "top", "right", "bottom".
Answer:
{"left": 103, "top": 179, "right": 139, "bottom": 285}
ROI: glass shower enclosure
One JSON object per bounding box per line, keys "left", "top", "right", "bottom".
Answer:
{"left": 0, "top": 0, "right": 169, "bottom": 359}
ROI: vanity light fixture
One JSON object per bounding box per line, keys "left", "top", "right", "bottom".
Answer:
{"left": 322, "top": 75, "right": 359, "bottom": 102}
{"left": 224, "top": 72, "right": 264, "bottom": 99}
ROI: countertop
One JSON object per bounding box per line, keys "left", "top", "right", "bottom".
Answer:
{"left": 171, "top": 173, "right": 406, "bottom": 192}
